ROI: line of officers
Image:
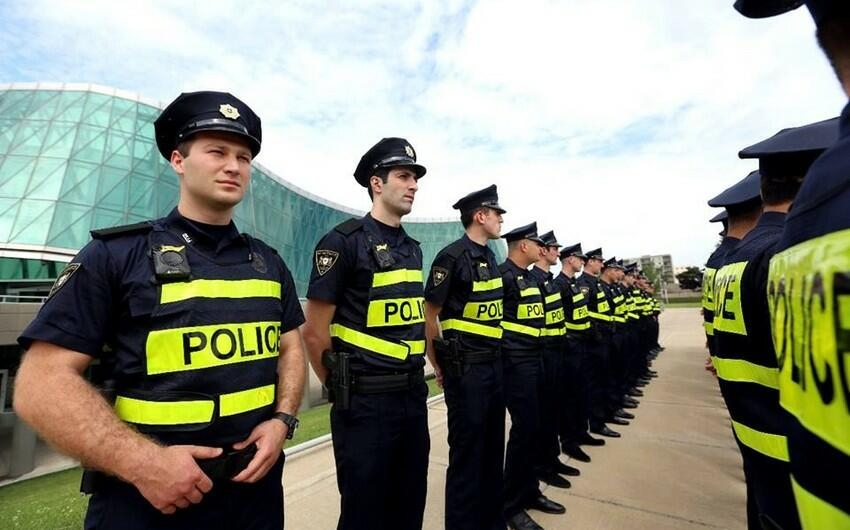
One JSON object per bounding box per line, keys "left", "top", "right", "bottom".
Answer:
{"left": 302, "top": 135, "right": 665, "bottom": 529}
{"left": 702, "top": 2, "right": 850, "bottom": 530}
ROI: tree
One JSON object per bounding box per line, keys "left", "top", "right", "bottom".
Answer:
{"left": 641, "top": 261, "right": 663, "bottom": 292}
{"left": 676, "top": 266, "right": 703, "bottom": 291}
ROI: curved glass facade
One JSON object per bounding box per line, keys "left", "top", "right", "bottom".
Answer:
{"left": 0, "top": 84, "right": 506, "bottom": 295}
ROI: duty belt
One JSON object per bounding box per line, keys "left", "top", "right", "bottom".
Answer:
{"left": 503, "top": 348, "right": 541, "bottom": 358}
{"left": 352, "top": 369, "right": 425, "bottom": 394}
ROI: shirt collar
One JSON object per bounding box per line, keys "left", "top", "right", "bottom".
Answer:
{"left": 165, "top": 208, "right": 243, "bottom": 252}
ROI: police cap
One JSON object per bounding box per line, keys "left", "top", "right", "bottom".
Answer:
{"left": 707, "top": 170, "right": 761, "bottom": 207}
{"left": 603, "top": 257, "right": 622, "bottom": 269}
{"left": 539, "top": 231, "right": 561, "bottom": 247}
{"left": 502, "top": 222, "right": 545, "bottom": 244}
{"left": 625, "top": 262, "right": 638, "bottom": 274}
{"left": 154, "top": 91, "right": 262, "bottom": 160}
{"left": 710, "top": 210, "right": 729, "bottom": 223}
{"left": 739, "top": 117, "right": 838, "bottom": 177}
{"left": 559, "top": 243, "right": 587, "bottom": 260}
{"left": 585, "top": 247, "right": 604, "bottom": 260}
{"left": 452, "top": 184, "right": 507, "bottom": 214}
{"left": 734, "top": 0, "right": 848, "bottom": 25}
{"left": 353, "top": 137, "right": 426, "bottom": 187}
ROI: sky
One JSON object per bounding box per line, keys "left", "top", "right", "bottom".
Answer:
{"left": 0, "top": 0, "right": 845, "bottom": 268}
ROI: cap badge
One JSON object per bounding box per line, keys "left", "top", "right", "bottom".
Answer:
{"left": 404, "top": 144, "right": 415, "bottom": 158}
{"left": 219, "top": 104, "right": 240, "bottom": 120}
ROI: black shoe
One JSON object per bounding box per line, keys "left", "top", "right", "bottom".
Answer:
{"left": 591, "top": 425, "right": 621, "bottom": 438}
{"left": 538, "top": 470, "right": 571, "bottom": 488}
{"left": 552, "top": 460, "right": 581, "bottom": 476}
{"left": 527, "top": 494, "right": 567, "bottom": 514}
{"left": 563, "top": 445, "right": 592, "bottom": 462}
{"left": 608, "top": 417, "right": 630, "bottom": 426}
{"left": 578, "top": 433, "right": 605, "bottom": 446}
{"left": 615, "top": 409, "right": 635, "bottom": 420}
{"left": 628, "top": 389, "right": 644, "bottom": 397}
{"left": 622, "top": 401, "right": 638, "bottom": 409}
{"left": 507, "top": 510, "right": 544, "bottom": 530}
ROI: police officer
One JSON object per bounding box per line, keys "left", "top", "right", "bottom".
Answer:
{"left": 703, "top": 170, "right": 763, "bottom": 365}
{"left": 599, "top": 258, "right": 632, "bottom": 427}
{"left": 301, "top": 137, "right": 429, "bottom": 530}
{"left": 552, "top": 243, "right": 603, "bottom": 464}
{"left": 577, "top": 248, "right": 621, "bottom": 438}
{"left": 713, "top": 118, "right": 837, "bottom": 530}
{"left": 14, "top": 91, "right": 307, "bottom": 529}
{"left": 527, "top": 231, "right": 580, "bottom": 489}
{"left": 423, "top": 184, "right": 507, "bottom": 530}
{"left": 499, "top": 222, "right": 565, "bottom": 530}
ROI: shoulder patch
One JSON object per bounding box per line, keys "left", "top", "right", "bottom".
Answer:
{"left": 580, "top": 286, "right": 590, "bottom": 295}
{"left": 47, "top": 263, "right": 81, "bottom": 300}
{"left": 432, "top": 267, "right": 449, "bottom": 287}
{"left": 334, "top": 218, "right": 363, "bottom": 236}
{"left": 90, "top": 221, "right": 152, "bottom": 240}
{"left": 315, "top": 250, "right": 339, "bottom": 275}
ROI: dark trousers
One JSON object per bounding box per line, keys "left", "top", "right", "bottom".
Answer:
{"left": 604, "top": 334, "right": 624, "bottom": 416}
{"left": 330, "top": 381, "right": 430, "bottom": 530}
{"left": 503, "top": 350, "right": 542, "bottom": 518}
{"left": 737, "top": 443, "right": 801, "bottom": 530}
{"left": 559, "top": 338, "right": 589, "bottom": 448}
{"left": 586, "top": 339, "right": 609, "bottom": 430}
{"left": 444, "top": 359, "right": 506, "bottom": 530}
{"left": 535, "top": 341, "right": 563, "bottom": 473}
{"left": 84, "top": 452, "right": 285, "bottom": 530}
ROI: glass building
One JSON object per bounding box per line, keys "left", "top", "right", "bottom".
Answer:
{"left": 0, "top": 83, "right": 506, "bottom": 298}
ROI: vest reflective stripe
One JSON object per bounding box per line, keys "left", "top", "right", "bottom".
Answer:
{"left": 565, "top": 320, "right": 591, "bottom": 331}
{"left": 731, "top": 419, "right": 789, "bottom": 462}
{"left": 573, "top": 306, "right": 589, "bottom": 321}
{"left": 520, "top": 287, "right": 541, "bottom": 297}
{"left": 518, "top": 302, "right": 544, "bottom": 319}
{"left": 461, "top": 300, "right": 503, "bottom": 321}
{"left": 500, "top": 320, "right": 541, "bottom": 337}
{"left": 441, "top": 318, "right": 503, "bottom": 339}
{"left": 366, "top": 297, "right": 426, "bottom": 327}
{"left": 714, "top": 261, "right": 748, "bottom": 336}
{"left": 145, "top": 321, "right": 281, "bottom": 375}
{"left": 588, "top": 310, "right": 612, "bottom": 322}
{"left": 160, "top": 279, "right": 281, "bottom": 304}
{"left": 330, "top": 323, "right": 424, "bottom": 360}
{"left": 791, "top": 475, "right": 850, "bottom": 530}
{"left": 541, "top": 327, "right": 566, "bottom": 337}
{"left": 712, "top": 357, "right": 779, "bottom": 390}
{"left": 114, "top": 384, "right": 275, "bottom": 425}
{"left": 473, "top": 278, "right": 503, "bottom": 292}
{"left": 572, "top": 294, "right": 583, "bottom": 302}
{"left": 544, "top": 292, "right": 561, "bottom": 304}
{"left": 372, "top": 268, "right": 423, "bottom": 288}
{"left": 545, "top": 308, "right": 565, "bottom": 325}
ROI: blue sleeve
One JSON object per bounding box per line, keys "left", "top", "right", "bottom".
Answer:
{"left": 18, "top": 239, "right": 116, "bottom": 357}
{"left": 306, "top": 230, "right": 351, "bottom": 304}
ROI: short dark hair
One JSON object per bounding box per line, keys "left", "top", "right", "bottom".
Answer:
{"left": 460, "top": 207, "right": 487, "bottom": 228}
{"left": 817, "top": 16, "right": 850, "bottom": 85}
{"left": 175, "top": 138, "right": 196, "bottom": 158}
{"left": 760, "top": 173, "right": 804, "bottom": 206}
{"left": 367, "top": 167, "right": 391, "bottom": 201}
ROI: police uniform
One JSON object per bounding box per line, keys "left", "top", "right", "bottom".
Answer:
{"left": 307, "top": 137, "right": 429, "bottom": 530}
{"left": 576, "top": 248, "right": 621, "bottom": 438}
{"left": 552, "top": 244, "right": 600, "bottom": 461}
{"left": 424, "top": 184, "right": 507, "bottom": 530}
{"left": 704, "top": 170, "right": 764, "bottom": 358}
{"left": 527, "top": 231, "right": 577, "bottom": 488}
{"left": 18, "top": 92, "right": 304, "bottom": 530}
{"left": 600, "top": 258, "right": 630, "bottom": 425}
{"left": 499, "top": 222, "right": 565, "bottom": 528}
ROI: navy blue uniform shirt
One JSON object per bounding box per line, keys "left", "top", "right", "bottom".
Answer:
{"left": 19, "top": 208, "right": 305, "bottom": 361}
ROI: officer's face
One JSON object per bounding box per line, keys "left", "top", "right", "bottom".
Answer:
{"left": 172, "top": 132, "right": 252, "bottom": 211}
{"left": 479, "top": 208, "right": 503, "bottom": 238}
{"left": 545, "top": 246, "right": 559, "bottom": 266}
{"left": 585, "top": 258, "right": 602, "bottom": 274}
{"left": 375, "top": 167, "right": 419, "bottom": 216}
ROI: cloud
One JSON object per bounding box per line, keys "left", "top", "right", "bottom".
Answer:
{"left": 0, "top": 0, "right": 845, "bottom": 269}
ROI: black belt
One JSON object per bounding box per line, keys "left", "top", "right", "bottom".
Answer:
{"left": 503, "top": 349, "right": 541, "bottom": 358}
{"left": 352, "top": 369, "right": 424, "bottom": 394}
{"left": 460, "top": 349, "right": 500, "bottom": 364}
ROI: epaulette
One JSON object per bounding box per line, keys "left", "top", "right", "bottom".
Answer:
{"left": 334, "top": 218, "right": 363, "bottom": 236}
{"left": 443, "top": 240, "right": 466, "bottom": 261}
{"left": 90, "top": 221, "right": 152, "bottom": 240}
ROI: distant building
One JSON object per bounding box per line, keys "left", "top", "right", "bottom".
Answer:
{"left": 625, "top": 254, "right": 675, "bottom": 285}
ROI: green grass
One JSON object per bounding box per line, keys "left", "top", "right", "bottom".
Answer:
{"left": 0, "top": 379, "right": 445, "bottom": 528}
{"left": 0, "top": 467, "right": 87, "bottom": 530}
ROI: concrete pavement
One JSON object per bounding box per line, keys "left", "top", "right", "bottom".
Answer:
{"left": 283, "top": 308, "right": 748, "bottom": 529}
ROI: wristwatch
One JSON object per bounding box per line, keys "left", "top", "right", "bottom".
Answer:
{"left": 272, "top": 412, "right": 299, "bottom": 439}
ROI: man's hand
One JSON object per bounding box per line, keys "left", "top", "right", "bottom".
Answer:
{"left": 132, "top": 444, "right": 221, "bottom": 514}
{"left": 704, "top": 356, "right": 717, "bottom": 377}
{"left": 231, "top": 419, "right": 286, "bottom": 483}
{"left": 433, "top": 363, "right": 444, "bottom": 388}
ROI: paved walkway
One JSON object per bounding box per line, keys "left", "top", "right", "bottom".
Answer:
{"left": 283, "top": 308, "right": 748, "bottom": 529}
